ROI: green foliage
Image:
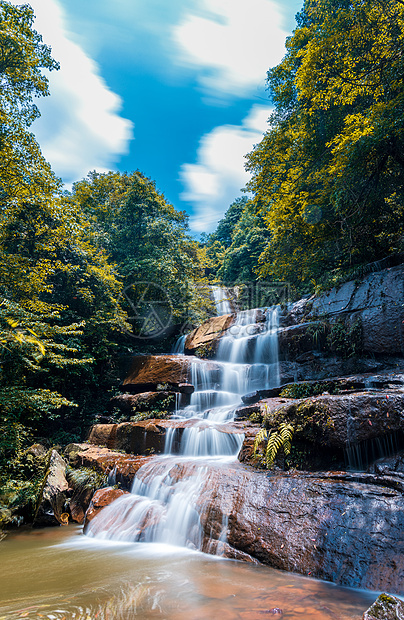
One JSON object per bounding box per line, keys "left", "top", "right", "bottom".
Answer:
{"left": 71, "top": 171, "right": 211, "bottom": 331}
{"left": 279, "top": 382, "right": 335, "bottom": 399}
{"left": 253, "top": 422, "right": 294, "bottom": 468}
{"left": 327, "top": 317, "right": 363, "bottom": 358}
{"left": 65, "top": 465, "right": 107, "bottom": 493}
{"left": 205, "top": 197, "right": 270, "bottom": 284}
{"left": 0, "top": 444, "right": 50, "bottom": 528}
{"left": 0, "top": 0, "right": 60, "bottom": 200}
{"left": 245, "top": 0, "right": 404, "bottom": 289}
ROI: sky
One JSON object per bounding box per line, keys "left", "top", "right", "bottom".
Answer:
{"left": 11, "top": 0, "right": 303, "bottom": 235}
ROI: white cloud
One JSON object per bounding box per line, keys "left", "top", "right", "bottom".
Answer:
{"left": 173, "top": 0, "right": 287, "bottom": 97}
{"left": 180, "top": 104, "right": 272, "bottom": 233}
{"left": 9, "top": 0, "right": 133, "bottom": 185}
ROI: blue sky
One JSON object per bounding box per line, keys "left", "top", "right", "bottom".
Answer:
{"left": 12, "top": 0, "right": 303, "bottom": 234}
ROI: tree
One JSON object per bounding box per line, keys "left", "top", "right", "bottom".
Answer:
{"left": 206, "top": 197, "right": 270, "bottom": 284}
{"left": 0, "top": 0, "right": 60, "bottom": 200}
{"left": 246, "top": 0, "right": 404, "bottom": 289}
{"left": 71, "top": 171, "right": 210, "bottom": 335}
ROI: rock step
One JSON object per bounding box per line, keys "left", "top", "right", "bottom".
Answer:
{"left": 81, "top": 460, "right": 404, "bottom": 594}
{"left": 86, "top": 419, "right": 257, "bottom": 456}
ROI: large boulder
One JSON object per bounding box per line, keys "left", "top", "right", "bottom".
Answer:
{"left": 122, "top": 355, "right": 192, "bottom": 392}
{"left": 34, "top": 450, "right": 69, "bottom": 526}
{"left": 185, "top": 314, "right": 235, "bottom": 357}
{"left": 194, "top": 462, "right": 404, "bottom": 593}
{"left": 87, "top": 419, "right": 249, "bottom": 456}
{"left": 64, "top": 443, "right": 151, "bottom": 489}
{"left": 258, "top": 390, "right": 404, "bottom": 450}
{"left": 110, "top": 391, "right": 179, "bottom": 414}
{"left": 310, "top": 264, "right": 404, "bottom": 356}
{"left": 84, "top": 487, "right": 129, "bottom": 529}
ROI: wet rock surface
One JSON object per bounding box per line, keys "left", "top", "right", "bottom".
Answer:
{"left": 84, "top": 487, "right": 129, "bottom": 528}
{"left": 363, "top": 593, "right": 404, "bottom": 619}
{"left": 84, "top": 455, "right": 404, "bottom": 594}
{"left": 122, "top": 355, "right": 193, "bottom": 391}
{"left": 110, "top": 391, "right": 179, "bottom": 414}
{"left": 185, "top": 314, "right": 235, "bottom": 356}
{"left": 65, "top": 443, "right": 151, "bottom": 489}
{"left": 259, "top": 390, "right": 404, "bottom": 449}
{"left": 87, "top": 419, "right": 250, "bottom": 456}
{"left": 194, "top": 462, "right": 404, "bottom": 594}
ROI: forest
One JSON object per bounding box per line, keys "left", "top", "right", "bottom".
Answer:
{"left": 0, "top": 0, "right": 403, "bottom": 524}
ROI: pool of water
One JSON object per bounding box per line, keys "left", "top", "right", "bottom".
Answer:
{"left": 0, "top": 525, "right": 377, "bottom": 619}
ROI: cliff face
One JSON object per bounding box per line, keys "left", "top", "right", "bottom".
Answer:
{"left": 184, "top": 264, "right": 404, "bottom": 381}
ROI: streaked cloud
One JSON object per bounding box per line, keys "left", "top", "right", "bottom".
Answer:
{"left": 180, "top": 105, "right": 272, "bottom": 233}
{"left": 173, "top": 0, "right": 287, "bottom": 97}
{"left": 9, "top": 0, "right": 133, "bottom": 185}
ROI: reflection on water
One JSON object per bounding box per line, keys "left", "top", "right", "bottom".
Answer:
{"left": 0, "top": 526, "right": 376, "bottom": 620}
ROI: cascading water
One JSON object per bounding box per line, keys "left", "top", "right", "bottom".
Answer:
{"left": 86, "top": 295, "right": 280, "bottom": 553}
{"left": 211, "top": 285, "right": 232, "bottom": 315}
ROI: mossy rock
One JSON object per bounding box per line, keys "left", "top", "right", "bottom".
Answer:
{"left": 363, "top": 593, "right": 404, "bottom": 619}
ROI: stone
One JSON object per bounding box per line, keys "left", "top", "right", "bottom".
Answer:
{"left": 84, "top": 487, "right": 129, "bottom": 528}
{"left": 64, "top": 443, "right": 151, "bottom": 489}
{"left": 87, "top": 419, "right": 247, "bottom": 456}
{"left": 185, "top": 314, "right": 235, "bottom": 356}
{"left": 122, "top": 355, "right": 192, "bottom": 392}
{"left": 363, "top": 593, "right": 404, "bottom": 619}
{"left": 34, "top": 450, "right": 69, "bottom": 526}
{"left": 310, "top": 264, "right": 404, "bottom": 356}
{"left": 110, "top": 391, "right": 177, "bottom": 414}
{"left": 26, "top": 443, "right": 47, "bottom": 457}
{"left": 257, "top": 390, "right": 404, "bottom": 450}
{"left": 191, "top": 461, "right": 404, "bottom": 593}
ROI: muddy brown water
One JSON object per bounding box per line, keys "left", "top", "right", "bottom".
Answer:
{"left": 0, "top": 525, "right": 377, "bottom": 619}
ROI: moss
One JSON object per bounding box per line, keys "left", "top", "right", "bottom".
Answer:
{"left": 327, "top": 317, "right": 363, "bottom": 358}
{"left": 66, "top": 465, "right": 107, "bottom": 493}
{"left": 280, "top": 382, "right": 336, "bottom": 399}
{"left": 194, "top": 341, "right": 217, "bottom": 359}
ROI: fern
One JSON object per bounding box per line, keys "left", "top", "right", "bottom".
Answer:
{"left": 253, "top": 428, "right": 268, "bottom": 455}
{"left": 254, "top": 423, "right": 294, "bottom": 468}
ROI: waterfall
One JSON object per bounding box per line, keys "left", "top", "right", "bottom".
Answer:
{"left": 211, "top": 285, "right": 232, "bottom": 315}
{"left": 86, "top": 301, "right": 280, "bottom": 552}
{"left": 172, "top": 334, "right": 186, "bottom": 354}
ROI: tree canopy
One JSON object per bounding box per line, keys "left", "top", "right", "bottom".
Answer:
{"left": 246, "top": 0, "right": 404, "bottom": 289}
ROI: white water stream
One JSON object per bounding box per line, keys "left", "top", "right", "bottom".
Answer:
{"left": 86, "top": 292, "right": 280, "bottom": 552}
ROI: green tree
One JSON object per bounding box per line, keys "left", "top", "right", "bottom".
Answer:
{"left": 71, "top": 171, "right": 210, "bottom": 335}
{"left": 0, "top": 0, "right": 60, "bottom": 200}
{"left": 246, "top": 0, "right": 404, "bottom": 289}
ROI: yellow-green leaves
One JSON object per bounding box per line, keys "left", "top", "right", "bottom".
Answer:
{"left": 246, "top": 0, "right": 404, "bottom": 289}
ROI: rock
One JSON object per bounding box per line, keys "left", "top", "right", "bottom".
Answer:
{"left": 363, "top": 593, "right": 404, "bottom": 619}
{"left": 26, "top": 443, "right": 47, "bottom": 457}
{"left": 178, "top": 383, "right": 195, "bottom": 394}
{"left": 64, "top": 443, "right": 151, "bottom": 489}
{"left": 68, "top": 485, "right": 94, "bottom": 525}
{"left": 310, "top": 264, "right": 404, "bottom": 356}
{"left": 87, "top": 419, "right": 247, "bottom": 456}
{"left": 257, "top": 390, "right": 404, "bottom": 451}
{"left": 192, "top": 461, "right": 404, "bottom": 593}
{"left": 34, "top": 450, "right": 69, "bottom": 526}
{"left": 84, "top": 487, "right": 129, "bottom": 529}
{"left": 278, "top": 322, "right": 328, "bottom": 359}
{"left": 110, "top": 391, "right": 177, "bottom": 414}
{"left": 122, "top": 355, "right": 192, "bottom": 392}
{"left": 185, "top": 314, "right": 235, "bottom": 356}
{"left": 233, "top": 404, "right": 261, "bottom": 420}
